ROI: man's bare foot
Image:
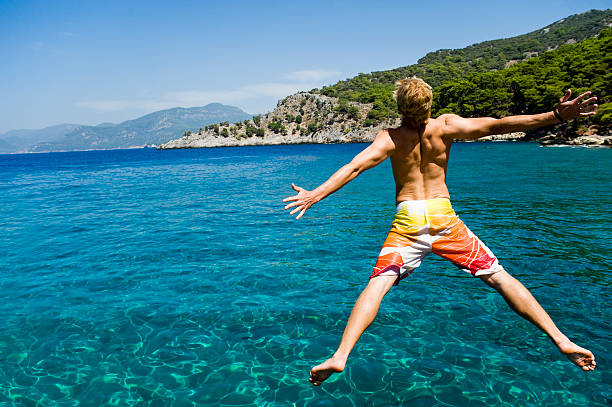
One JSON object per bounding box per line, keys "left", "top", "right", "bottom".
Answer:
{"left": 557, "top": 340, "right": 596, "bottom": 371}
{"left": 309, "top": 356, "right": 346, "bottom": 386}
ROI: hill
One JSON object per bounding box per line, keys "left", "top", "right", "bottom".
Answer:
{"left": 23, "top": 104, "right": 252, "bottom": 153}
{"left": 315, "top": 9, "right": 611, "bottom": 123}
{"left": 433, "top": 28, "right": 611, "bottom": 120}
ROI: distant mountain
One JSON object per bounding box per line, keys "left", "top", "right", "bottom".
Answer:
{"left": 25, "top": 103, "right": 252, "bottom": 152}
{"left": 0, "top": 123, "right": 81, "bottom": 153}
{"left": 0, "top": 138, "right": 17, "bottom": 152}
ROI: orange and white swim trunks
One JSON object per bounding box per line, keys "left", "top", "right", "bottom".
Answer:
{"left": 371, "top": 198, "right": 503, "bottom": 284}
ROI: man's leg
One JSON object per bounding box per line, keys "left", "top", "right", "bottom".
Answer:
{"left": 309, "top": 275, "right": 397, "bottom": 386}
{"left": 480, "top": 269, "right": 596, "bottom": 371}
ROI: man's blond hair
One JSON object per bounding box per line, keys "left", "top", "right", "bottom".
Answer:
{"left": 394, "top": 77, "right": 433, "bottom": 128}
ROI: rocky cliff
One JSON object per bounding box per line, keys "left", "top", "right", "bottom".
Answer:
{"left": 159, "top": 93, "right": 399, "bottom": 149}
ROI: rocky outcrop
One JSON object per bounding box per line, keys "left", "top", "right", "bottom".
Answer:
{"left": 159, "top": 93, "right": 400, "bottom": 149}
{"left": 468, "top": 132, "right": 526, "bottom": 142}
{"left": 538, "top": 124, "right": 612, "bottom": 147}
{"left": 540, "top": 134, "right": 612, "bottom": 147}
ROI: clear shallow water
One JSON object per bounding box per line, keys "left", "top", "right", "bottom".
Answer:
{"left": 0, "top": 143, "right": 610, "bottom": 406}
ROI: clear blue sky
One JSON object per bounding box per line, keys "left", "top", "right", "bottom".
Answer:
{"left": 0, "top": 0, "right": 609, "bottom": 132}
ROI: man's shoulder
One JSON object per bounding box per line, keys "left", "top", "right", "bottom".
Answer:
{"left": 426, "top": 114, "right": 464, "bottom": 139}
{"left": 374, "top": 128, "right": 391, "bottom": 139}
{"left": 424, "top": 116, "right": 446, "bottom": 135}
{"left": 430, "top": 114, "right": 461, "bottom": 126}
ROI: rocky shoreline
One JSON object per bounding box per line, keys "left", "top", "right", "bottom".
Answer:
{"left": 539, "top": 134, "right": 612, "bottom": 147}
{"left": 531, "top": 123, "right": 612, "bottom": 147}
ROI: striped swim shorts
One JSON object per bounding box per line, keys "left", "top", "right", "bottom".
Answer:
{"left": 371, "top": 198, "right": 503, "bottom": 285}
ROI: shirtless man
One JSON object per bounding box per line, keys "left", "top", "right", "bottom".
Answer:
{"left": 283, "top": 77, "right": 598, "bottom": 385}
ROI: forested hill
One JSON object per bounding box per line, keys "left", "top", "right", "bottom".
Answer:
{"left": 415, "top": 9, "right": 611, "bottom": 80}
{"left": 315, "top": 9, "right": 612, "bottom": 124}
{"left": 433, "top": 28, "right": 611, "bottom": 121}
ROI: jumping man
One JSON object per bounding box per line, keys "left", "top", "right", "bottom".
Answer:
{"left": 283, "top": 77, "right": 598, "bottom": 385}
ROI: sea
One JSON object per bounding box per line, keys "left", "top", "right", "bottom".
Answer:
{"left": 0, "top": 142, "right": 610, "bottom": 406}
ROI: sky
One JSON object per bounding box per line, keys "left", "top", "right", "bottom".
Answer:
{"left": 0, "top": 0, "right": 609, "bottom": 133}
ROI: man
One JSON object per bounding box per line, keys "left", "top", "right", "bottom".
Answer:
{"left": 283, "top": 77, "right": 598, "bottom": 386}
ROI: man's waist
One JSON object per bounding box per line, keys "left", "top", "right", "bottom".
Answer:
{"left": 395, "top": 197, "right": 453, "bottom": 213}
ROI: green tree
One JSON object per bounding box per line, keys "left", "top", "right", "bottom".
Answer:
{"left": 245, "top": 125, "right": 257, "bottom": 137}
{"left": 307, "top": 122, "right": 320, "bottom": 133}
{"left": 347, "top": 106, "right": 361, "bottom": 120}
{"left": 268, "top": 121, "right": 286, "bottom": 134}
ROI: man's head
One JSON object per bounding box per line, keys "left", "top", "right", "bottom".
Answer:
{"left": 394, "top": 77, "right": 432, "bottom": 128}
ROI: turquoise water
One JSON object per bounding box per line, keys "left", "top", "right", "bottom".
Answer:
{"left": 0, "top": 143, "right": 610, "bottom": 406}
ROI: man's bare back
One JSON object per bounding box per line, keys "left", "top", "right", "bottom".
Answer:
{"left": 385, "top": 118, "right": 452, "bottom": 202}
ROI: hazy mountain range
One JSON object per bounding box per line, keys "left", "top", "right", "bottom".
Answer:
{"left": 0, "top": 123, "right": 82, "bottom": 153}
{"left": 0, "top": 103, "right": 252, "bottom": 153}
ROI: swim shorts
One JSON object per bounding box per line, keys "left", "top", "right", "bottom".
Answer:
{"left": 371, "top": 198, "right": 503, "bottom": 284}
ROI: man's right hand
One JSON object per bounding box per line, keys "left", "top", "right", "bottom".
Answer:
{"left": 283, "top": 183, "right": 319, "bottom": 220}
{"left": 556, "top": 89, "right": 598, "bottom": 121}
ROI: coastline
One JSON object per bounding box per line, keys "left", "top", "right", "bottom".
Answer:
{"left": 3, "top": 129, "right": 609, "bottom": 155}
{"left": 539, "top": 134, "right": 612, "bottom": 147}
{"left": 158, "top": 128, "right": 611, "bottom": 150}
{"left": 3, "top": 134, "right": 609, "bottom": 156}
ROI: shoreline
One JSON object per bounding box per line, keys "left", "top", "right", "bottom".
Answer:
{"left": 2, "top": 135, "right": 610, "bottom": 156}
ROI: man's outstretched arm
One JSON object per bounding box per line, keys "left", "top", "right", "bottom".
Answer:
{"left": 283, "top": 130, "right": 395, "bottom": 219}
{"left": 441, "top": 89, "right": 598, "bottom": 140}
